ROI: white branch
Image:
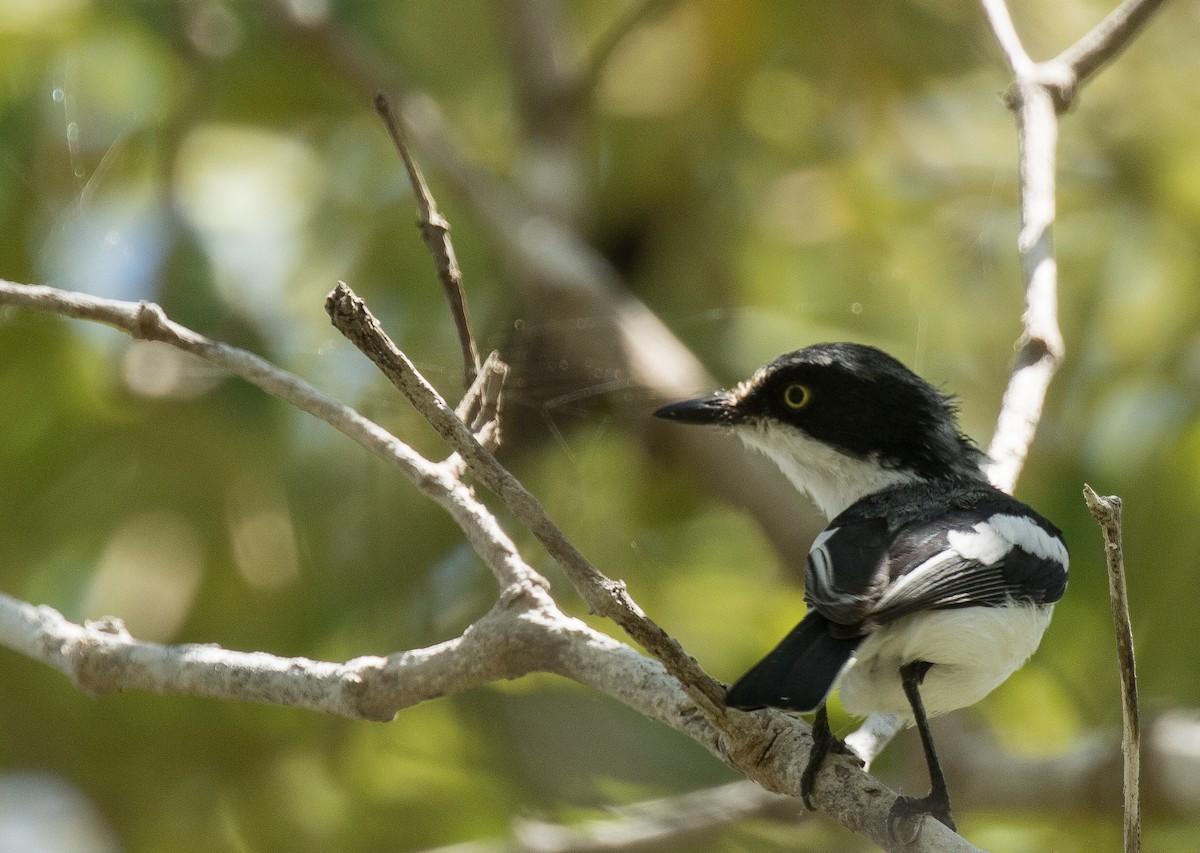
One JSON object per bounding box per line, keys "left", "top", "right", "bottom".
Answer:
{"left": 0, "top": 588, "right": 563, "bottom": 720}
{"left": 979, "top": 0, "right": 1035, "bottom": 75}
{"left": 981, "top": 0, "right": 1166, "bottom": 493}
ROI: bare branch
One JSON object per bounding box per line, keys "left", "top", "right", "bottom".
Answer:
{"left": 979, "top": 0, "right": 1035, "bottom": 75}
{"left": 1084, "top": 486, "right": 1141, "bottom": 853}
{"left": 980, "top": 0, "right": 1165, "bottom": 494}
{"left": 452, "top": 350, "right": 509, "bottom": 469}
{"left": 374, "top": 91, "right": 480, "bottom": 385}
{"left": 0, "top": 276, "right": 990, "bottom": 851}
{"left": 1055, "top": 0, "right": 1169, "bottom": 99}
{"left": 0, "top": 569, "right": 700, "bottom": 743}
{"left": 262, "top": 0, "right": 819, "bottom": 568}
{"left": 979, "top": 2, "right": 1067, "bottom": 494}
{"left": 0, "top": 590, "right": 543, "bottom": 722}
{"left": 324, "top": 282, "right": 727, "bottom": 713}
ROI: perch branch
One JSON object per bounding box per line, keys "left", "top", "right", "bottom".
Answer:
{"left": 0, "top": 278, "right": 985, "bottom": 852}
{"left": 325, "top": 283, "right": 726, "bottom": 714}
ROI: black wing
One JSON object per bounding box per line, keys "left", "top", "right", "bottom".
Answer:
{"left": 726, "top": 481, "right": 1069, "bottom": 712}
{"left": 807, "top": 481, "right": 1068, "bottom": 630}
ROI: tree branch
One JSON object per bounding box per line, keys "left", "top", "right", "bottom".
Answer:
{"left": 980, "top": 0, "right": 1167, "bottom": 493}
{"left": 0, "top": 589, "right": 551, "bottom": 722}
{"left": 1084, "top": 486, "right": 1141, "bottom": 853}
{"left": 261, "top": 0, "right": 822, "bottom": 569}
{"left": 0, "top": 280, "right": 534, "bottom": 595}
{"left": 979, "top": 0, "right": 1066, "bottom": 495}
{"left": 324, "top": 282, "right": 727, "bottom": 715}
{"left": 374, "top": 90, "right": 480, "bottom": 385}
{"left": 1055, "top": 0, "right": 1170, "bottom": 100}
{"left": 0, "top": 277, "right": 986, "bottom": 852}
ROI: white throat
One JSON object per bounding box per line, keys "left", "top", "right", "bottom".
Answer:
{"left": 737, "top": 421, "right": 920, "bottom": 520}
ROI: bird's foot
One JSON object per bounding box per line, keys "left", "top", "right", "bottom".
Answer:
{"left": 887, "top": 791, "right": 956, "bottom": 842}
{"left": 800, "top": 708, "right": 863, "bottom": 810}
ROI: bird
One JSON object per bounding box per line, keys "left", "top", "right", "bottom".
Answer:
{"left": 653, "top": 342, "right": 1068, "bottom": 835}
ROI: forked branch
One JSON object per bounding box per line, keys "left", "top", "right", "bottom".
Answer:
{"left": 980, "top": 0, "right": 1166, "bottom": 493}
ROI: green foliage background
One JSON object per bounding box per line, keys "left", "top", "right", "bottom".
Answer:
{"left": 2, "top": 1, "right": 1199, "bottom": 851}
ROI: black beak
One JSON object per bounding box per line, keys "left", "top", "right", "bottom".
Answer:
{"left": 653, "top": 392, "right": 736, "bottom": 425}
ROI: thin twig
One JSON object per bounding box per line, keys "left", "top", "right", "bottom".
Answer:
{"left": 1083, "top": 485, "right": 1140, "bottom": 853}
{"left": 324, "top": 283, "right": 727, "bottom": 714}
{"left": 456, "top": 349, "right": 508, "bottom": 449}
{"left": 979, "top": 0, "right": 1035, "bottom": 75}
{"left": 0, "top": 280, "right": 533, "bottom": 595}
{"left": 374, "top": 91, "right": 481, "bottom": 386}
{"left": 1055, "top": 0, "right": 1169, "bottom": 96}
{"left": 264, "top": 0, "right": 818, "bottom": 568}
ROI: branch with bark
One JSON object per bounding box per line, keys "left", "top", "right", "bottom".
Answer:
{"left": 0, "top": 277, "right": 975, "bottom": 853}
{"left": 0, "top": 0, "right": 1171, "bottom": 850}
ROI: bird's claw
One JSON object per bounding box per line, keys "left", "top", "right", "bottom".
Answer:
{"left": 800, "top": 725, "right": 862, "bottom": 810}
{"left": 887, "top": 793, "right": 956, "bottom": 842}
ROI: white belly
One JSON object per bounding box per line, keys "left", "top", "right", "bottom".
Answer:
{"left": 836, "top": 604, "right": 1054, "bottom": 721}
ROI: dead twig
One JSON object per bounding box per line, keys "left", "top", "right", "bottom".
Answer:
{"left": 1083, "top": 485, "right": 1140, "bottom": 853}
{"left": 374, "top": 90, "right": 480, "bottom": 385}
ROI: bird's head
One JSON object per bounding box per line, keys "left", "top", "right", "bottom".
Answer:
{"left": 654, "top": 343, "right": 987, "bottom": 518}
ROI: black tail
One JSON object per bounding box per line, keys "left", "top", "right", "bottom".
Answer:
{"left": 725, "top": 612, "right": 860, "bottom": 712}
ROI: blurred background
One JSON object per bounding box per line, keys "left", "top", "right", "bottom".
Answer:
{"left": 2, "top": 0, "right": 1200, "bottom": 850}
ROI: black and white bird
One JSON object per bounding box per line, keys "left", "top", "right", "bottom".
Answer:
{"left": 653, "top": 343, "right": 1068, "bottom": 833}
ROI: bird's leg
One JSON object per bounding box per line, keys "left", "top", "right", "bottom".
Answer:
{"left": 800, "top": 703, "right": 858, "bottom": 809}
{"left": 888, "top": 660, "right": 957, "bottom": 838}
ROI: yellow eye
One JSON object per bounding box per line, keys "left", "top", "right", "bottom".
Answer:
{"left": 783, "top": 383, "right": 812, "bottom": 410}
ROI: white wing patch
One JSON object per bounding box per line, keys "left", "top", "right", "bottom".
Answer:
{"left": 949, "top": 513, "right": 1069, "bottom": 568}
{"left": 874, "top": 512, "right": 1067, "bottom": 612}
